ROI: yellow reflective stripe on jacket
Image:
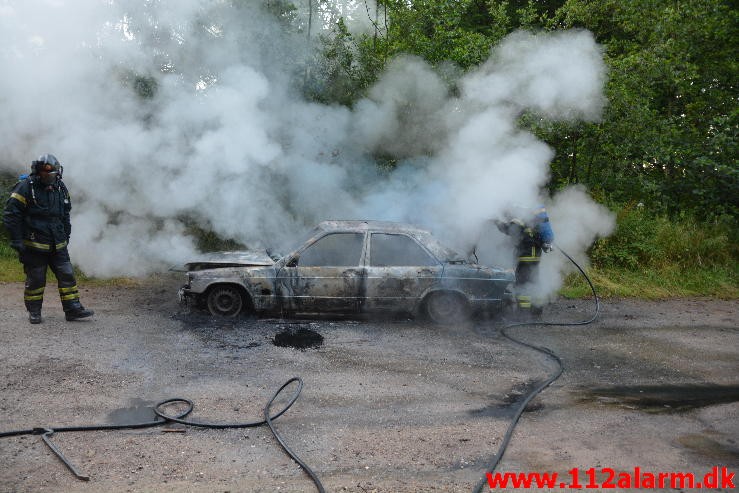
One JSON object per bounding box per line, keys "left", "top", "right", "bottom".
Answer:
{"left": 25, "top": 286, "right": 45, "bottom": 295}
{"left": 22, "top": 240, "right": 68, "bottom": 251}
{"left": 517, "top": 295, "right": 532, "bottom": 308}
{"left": 10, "top": 192, "right": 27, "bottom": 206}
{"left": 59, "top": 285, "right": 78, "bottom": 294}
{"left": 23, "top": 240, "right": 50, "bottom": 250}
{"left": 24, "top": 294, "right": 44, "bottom": 301}
{"left": 519, "top": 244, "right": 540, "bottom": 262}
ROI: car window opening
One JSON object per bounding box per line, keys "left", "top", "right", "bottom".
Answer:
{"left": 298, "top": 233, "right": 364, "bottom": 267}
{"left": 370, "top": 233, "right": 438, "bottom": 267}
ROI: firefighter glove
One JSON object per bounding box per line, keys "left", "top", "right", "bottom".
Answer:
{"left": 542, "top": 243, "right": 552, "bottom": 253}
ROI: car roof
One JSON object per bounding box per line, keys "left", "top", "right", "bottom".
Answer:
{"left": 298, "top": 220, "right": 466, "bottom": 263}
{"left": 316, "top": 220, "right": 430, "bottom": 234}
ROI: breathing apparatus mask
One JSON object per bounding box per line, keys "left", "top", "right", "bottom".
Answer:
{"left": 31, "top": 154, "right": 63, "bottom": 186}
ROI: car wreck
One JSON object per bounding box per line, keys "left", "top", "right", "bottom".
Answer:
{"left": 178, "top": 220, "right": 515, "bottom": 324}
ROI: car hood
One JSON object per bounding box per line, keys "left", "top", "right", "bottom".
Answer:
{"left": 180, "top": 250, "right": 275, "bottom": 271}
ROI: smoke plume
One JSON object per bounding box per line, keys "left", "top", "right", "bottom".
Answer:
{"left": 1, "top": 1, "right": 614, "bottom": 301}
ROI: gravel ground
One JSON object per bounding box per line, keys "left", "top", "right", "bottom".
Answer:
{"left": 0, "top": 274, "right": 737, "bottom": 492}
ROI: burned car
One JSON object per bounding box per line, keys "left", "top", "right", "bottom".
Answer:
{"left": 179, "top": 220, "right": 514, "bottom": 324}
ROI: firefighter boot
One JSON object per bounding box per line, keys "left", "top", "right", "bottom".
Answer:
{"left": 25, "top": 299, "right": 43, "bottom": 325}
{"left": 64, "top": 301, "right": 94, "bottom": 321}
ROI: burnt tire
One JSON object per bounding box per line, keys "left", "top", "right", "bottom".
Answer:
{"left": 206, "top": 285, "right": 245, "bottom": 317}
{"left": 424, "top": 291, "right": 469, "bottom": 325}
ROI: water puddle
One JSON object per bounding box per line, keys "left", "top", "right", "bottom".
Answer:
{"left": 577, "top": 383, "right": 739, "bottom": 413}
{"left": 173, "top": 311, "right": 255, "bottom": 330}
{"left": 173, "top": 311, "right": 267, "bottom": 352}
{"left": 272, "top": 327, "right": 324, "bottom": 350}
{"left": 678, "top": 434, "right": 739, "bottom": 461}
{"left": 107, "top": 398, "right": 157, "bottom": 425}
{"left": 469, "top": 380, "right": 544, "bottom": 418}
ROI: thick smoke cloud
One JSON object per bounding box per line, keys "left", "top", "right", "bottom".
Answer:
{"left": 1, "top": 0, "right": 614, "bottom": 301}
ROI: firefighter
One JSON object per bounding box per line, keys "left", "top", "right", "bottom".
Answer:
{"left": 3, "top": 154, "right": 94, "bottom": 324}
{"left": 495, "top": 205, "right": 554, "bottom": 315}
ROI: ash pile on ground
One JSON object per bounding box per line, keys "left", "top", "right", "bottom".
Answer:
{"left": 272, "top": 326, "right": 324, "bottom": 350}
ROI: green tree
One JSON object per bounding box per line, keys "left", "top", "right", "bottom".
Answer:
{"left": 549, "top": 0, "right": 738, "bottom": 219}
{"left": 308, "top": 0, "right": 736, "bottom": 221}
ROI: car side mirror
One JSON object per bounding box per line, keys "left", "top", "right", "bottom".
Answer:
{"left": 266, "top": 248, "right": 282, "bottom": 262}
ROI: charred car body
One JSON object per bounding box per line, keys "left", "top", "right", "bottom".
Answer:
{"left": 179, "top": 221, "right": 514, "bottom": 324}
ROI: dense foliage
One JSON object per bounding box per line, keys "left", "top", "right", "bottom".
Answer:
{"left": 306, "top": 0, "right": 737, "bottom": 222}
{"left": 1, "top": 1, "right": 736, "bottom": 294}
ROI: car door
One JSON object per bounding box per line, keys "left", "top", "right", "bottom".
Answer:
{"left": 276, "top": 232, "right": 366, "bottom": 313}
{"left": 362, "top": 232, "right": 442, "bottom": 313}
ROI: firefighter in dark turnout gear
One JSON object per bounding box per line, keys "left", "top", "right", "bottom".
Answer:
{"left": 3, "top": 154, "right": 94, "bottom": 324}
{"left": 495, "top": 205, "right": 554, "bottom": 314}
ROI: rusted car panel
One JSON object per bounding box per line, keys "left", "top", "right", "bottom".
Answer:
{"left": 439, "top": 264, "right": 513, "bottom": 310}
{"left": 362, "top": 265, "right": 442, "bottom": 313}
{"left": 179, "top": 220, "right": 514, "bottom": 322}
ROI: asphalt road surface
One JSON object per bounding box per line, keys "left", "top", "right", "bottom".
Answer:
{"left": 0, "top": 274, "right": 737, "bottom": 492}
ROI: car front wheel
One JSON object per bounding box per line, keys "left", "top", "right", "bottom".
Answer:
{"left": 425, "top": 291, "right": 469, "bottom": 325}
{"left": 206, "top": 285, "right": 245, "bottom": 317}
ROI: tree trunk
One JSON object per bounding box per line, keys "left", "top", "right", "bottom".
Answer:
{"left": 568, "top": 130, "right": 579, "bottom": 184}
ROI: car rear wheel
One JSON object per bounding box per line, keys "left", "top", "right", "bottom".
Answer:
{"left": 206, "top": 285, "right": 245, "bottom": 317}
{"left": 425, "top": 291, "right": 469, "bottom": 325}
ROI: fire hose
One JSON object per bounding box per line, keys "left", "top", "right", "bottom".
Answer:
{"left": 1, "top": 246, "right": 597, "bottom": 493}
{"left": 472, "top": 245, "right": 600, "bottom": 492}
{"left": 0, "top": 376, "right": 325, "bottom": 493}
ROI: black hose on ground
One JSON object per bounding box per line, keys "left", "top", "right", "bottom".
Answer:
{"left": 0, "top": 377, "right": 324, "bottom": 492}
{"left": 265, "top": 378, "right": 326, "bottom": 493}
{"left": 2, "top": 247, "right": 598, "bottom": 492}
{"left": 472, "top": 245, "right": 600, "bottom": 493}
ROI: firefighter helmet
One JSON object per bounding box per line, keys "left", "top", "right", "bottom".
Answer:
{"left": 31, "top": 153, "right": 63, "bottom": 185}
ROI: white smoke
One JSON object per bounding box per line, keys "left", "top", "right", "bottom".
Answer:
{"left": 1, "top": 0, "right": 614, "bottom": 302}
{"left": 535, "top": 186, "right": 615, "bottom": 300}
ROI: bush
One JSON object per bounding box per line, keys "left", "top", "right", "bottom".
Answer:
{"left": 591, "top": 205, "right": 660, "bottom": 269}
{"left": 180, "top": 218, "right": 246, "bottom": 252}
{"left": 591, "top": 204, "right": 737, "bottom": 272}
{"left": 0, "top": 171, "right": 17, "bottom": 245}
